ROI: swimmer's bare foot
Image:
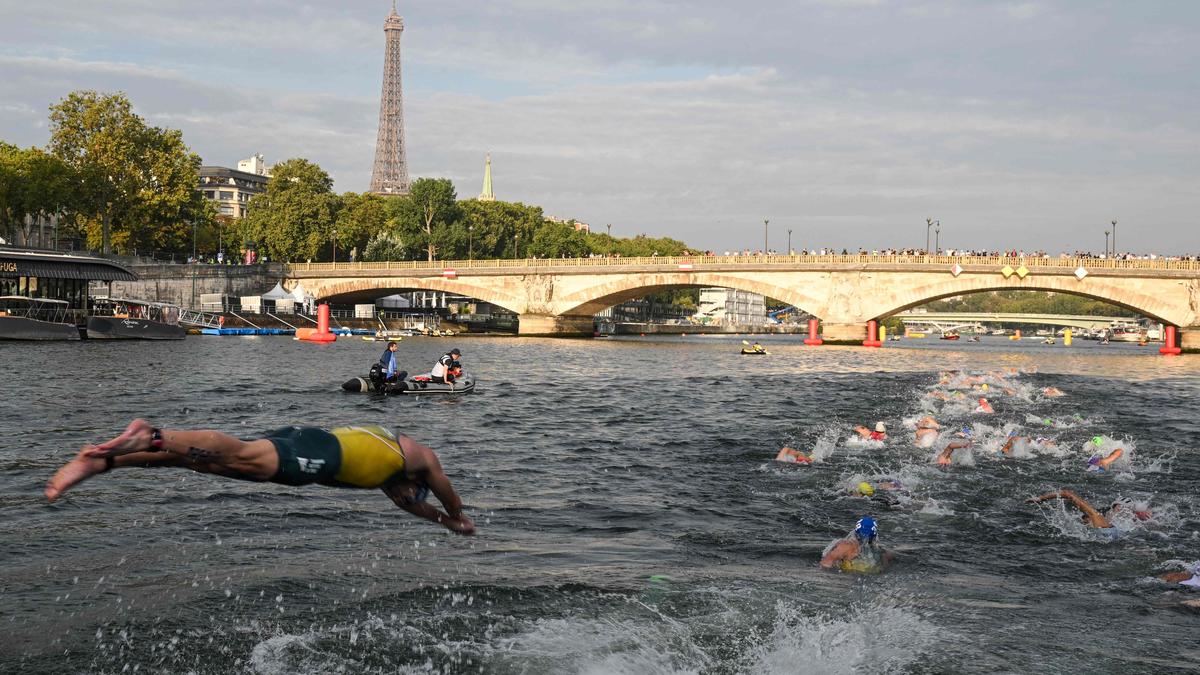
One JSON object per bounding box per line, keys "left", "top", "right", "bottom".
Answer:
{"left": 46, "top": 446, "right": 108, "bottom": 502}
{"left": 83, "top": 419, "right": 154, "bottom": 458}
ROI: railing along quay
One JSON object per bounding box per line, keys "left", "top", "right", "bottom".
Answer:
{"left": 287, "top": 254, "right": 1200, "bottom": 274}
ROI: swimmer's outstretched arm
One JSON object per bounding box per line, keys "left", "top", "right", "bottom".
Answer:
{"left": 1161, "top": 571, "right": 1194, "bottom": 583}
{"left": 391, "top": 435, "right": 475, "bottom": 535}
{"left": 1026, "top": 490, "right": 1111, "bottom": 528}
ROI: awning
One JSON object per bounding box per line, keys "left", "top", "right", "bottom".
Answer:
{"left": 0, "top": 249, "right": 137, "bottom": 281}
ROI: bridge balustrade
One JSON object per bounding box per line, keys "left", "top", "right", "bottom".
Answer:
{"left": 287, "top": 254, "right": 1200, "bottom": 273}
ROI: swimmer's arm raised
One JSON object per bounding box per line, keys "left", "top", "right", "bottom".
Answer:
{"left": 819, "top": 540, "right": 856, "bottom": 568}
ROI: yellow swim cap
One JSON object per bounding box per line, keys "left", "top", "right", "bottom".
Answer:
{"left": 857, "top": 481, "right": 875, "bottom": 497}
{"left": 981, "top": 383, "right": 989, "bottom": 390}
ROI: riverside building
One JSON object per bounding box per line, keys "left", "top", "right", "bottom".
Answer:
{"left": 198, "top": 154, "right": 270, "bottom": 218}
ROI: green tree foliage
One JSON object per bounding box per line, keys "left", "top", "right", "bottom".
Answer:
{"left": 241, "top": 158, "right": 340, "bottom": 262}
{"left": 0, "top": 144, "right": 76, "bottom": 246}
{"left": 363, "top": 230, "right": 413, "bottom": 262}
{"left": 48, "top": 90, "right": 207, "bottom": 255}
{"left": 589, "top": 232, "right": 691, "bottom": 258}
{"left": 456, "top": 199, "right": 545, "bottom": 259}
{"left": 923, "top": 291, "right": 1135, "bottom": 317}
{"left": 528, "top": 219, "right": 590, "bottom": 258}
{"left": 335, "top": 192, "right": 388, "bottom": 261}
{"left": 392, "top": 178, "right": 460, "bottom": 261}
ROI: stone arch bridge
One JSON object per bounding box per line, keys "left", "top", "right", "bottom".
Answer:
{"left": 284, "top": 254, "right": 1200, "bottom": 348}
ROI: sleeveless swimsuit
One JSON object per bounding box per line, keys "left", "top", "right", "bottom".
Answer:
{"left": 266, "top": 425, "right": 409, "bottom": 488}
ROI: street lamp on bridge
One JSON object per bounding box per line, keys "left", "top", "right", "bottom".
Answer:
{"left": 935, "top": 222, "right": 941, "bottom": 253}
{"left": 1111, "top": 219, "right": 1117, "bottom": 256}
{"left": 925, "top": 217, "right": 939, "bottom": 254}
{"left": 788, "top": 229, "right": 793, "bottom": 255}
{"left": 1105, "top": 229, "right": 1110, "bottom": 256}
{"left": 468, "top": 225, "right": 474, "bottom": 260}
{"left": 763, "top": 219, "right": 769, "bottom": 254}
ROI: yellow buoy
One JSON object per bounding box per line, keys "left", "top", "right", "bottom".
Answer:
{"left": 879, "top": 325, "right": 887, "bottom": 342}
{"left": 1063, "top": 329, "right": 1072, "bottom": 346}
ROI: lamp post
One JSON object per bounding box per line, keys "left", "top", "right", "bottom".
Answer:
{"left": 787, "top": 228, "right": 793, "bottom": 255}
{"left": 190, "top": 219, "right": 197, "bottom": 309}
{"left": 935, "top": 223, "right": 940, "bottom": 253}
{"left": 763, "top": 219, "right": 769, "bottom": 254}
{"left": 1105, "top": 229, "right": 1110, "bottom": 256}
{"left": 513, "top": 233, "right": 519, "bottom": 259}
{"left": 925, "top": 217, "right": 933, "bottom": 254}
{"left": 1110, "top": 219, "right": 1117, "bottom": 256}
{"left": 332, "top": 228, "right": 338, "bottom": 264}
{"left": 606, "top": 223, "right": 611, "bottom": 237}
{"left": 468, "top": 225, "right": 474, "bottom": 260}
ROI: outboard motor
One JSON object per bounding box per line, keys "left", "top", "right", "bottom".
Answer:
{"left": 368, "top": 362, "right": 385, "bottom": 388}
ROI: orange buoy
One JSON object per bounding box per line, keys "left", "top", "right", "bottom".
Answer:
{"left": 299, "top": 304, "right": 337, "bottom": 342}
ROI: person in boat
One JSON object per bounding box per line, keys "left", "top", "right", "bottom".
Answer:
{"left": 1086, "top": 447, "right": 1124, "bottom": 472}
{"left": 937, "top": 428, "right": 974, "bottom": 466}
{"left": 431, "top": 348, "right": 462, "bottom": 387}
{"left": 775, "top": 447, "right": 812, "bottom": 464}
{"left": 915, "top": 416, "right": 940, "bottom": 447}
{"left": 853, "top": 422, "right": 887, "bottom": 441}
{"left": 377, "top": 341, "right": 406, "bottom": 382}
{"left": 819, "top": 516, "right": 894, "bottom": 573}
{"left": 751, "top": 341, "right": 766, "bottom": 353}
{"left": 44, "top": 419, "right": 476, "bottom": 535}
{"left": 1025, "top": 489, "right": 1151, "bottom": 529}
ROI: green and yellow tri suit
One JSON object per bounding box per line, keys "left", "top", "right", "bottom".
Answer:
{"left": 265, "top": 425, "right": 410, "bottom": 488}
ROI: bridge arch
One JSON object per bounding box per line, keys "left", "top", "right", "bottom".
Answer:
{"left": 552, "top": 272, "right": 827, "bottom": 318}
{"left": 870, "top": 276, "right": 1180, "bottom": 326}
{"left": 301, "top": 278, "right": 525, "bottom": 314}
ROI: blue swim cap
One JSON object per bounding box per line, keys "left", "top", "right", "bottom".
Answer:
{"left": 854, "top": 516, "right": 878, "bottom": 541}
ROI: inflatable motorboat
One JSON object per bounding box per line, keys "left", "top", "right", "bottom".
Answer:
{"left": 342, "top": 371, "right": 476, "bottom": 395}
{"left": 740, "top": 349, "right": 769, "bottom": 355}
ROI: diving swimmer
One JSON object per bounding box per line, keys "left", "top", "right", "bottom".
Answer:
{"left": 45, "top": 419, "right": 476, "bottom": 535}
{"left": 1160, "top": 566, "right": 1200, "bottom": 587}
{"left": 1025, "top": 489, "right": 1151, "bottom": 529}
{"left": 819, "top": 516, "right": 894, "bottom": 573}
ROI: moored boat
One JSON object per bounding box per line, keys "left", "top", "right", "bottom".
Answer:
{"left": 940, "top": 332, "right": 960, "bottom": 340}
{"left": 0, "top": 296, "right": 80, "bottom": 340}
{"left": 87, "top": 298, "right": 186, "bottom": 340}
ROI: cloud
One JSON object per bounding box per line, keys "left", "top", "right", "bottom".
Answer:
{"left": 0, "top": 1, "right": 1198, "bottom": 253}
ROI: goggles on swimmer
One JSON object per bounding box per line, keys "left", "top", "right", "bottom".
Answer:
{"left": 398, "top": 482, "right": 430, "bottom": 505}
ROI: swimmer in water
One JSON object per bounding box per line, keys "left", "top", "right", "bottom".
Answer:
{"left": 1086, "top": 447, "right": 1124, "bottom": 472}
{"left": 975, "top": 397, "right": 994, "bottom": 414}
{"left": 819, "top": 516, "right": 894, "bottom": 573}
{"left": 937, "top": 429, "right": 974, "bottom": 467}
{"left": 775, "top": 446, "right": 812, "bottom": 464}
{"left": 1160, "top": 565, "right": 1200, "bottom": 587}
{"left": 852, "top": 422, "right": 887, "bottom": 441}
{"left": 999, "top": 430, "right": 1028, "bottom": 457}
{"left": 915, "top": 416, "right": 940, "bottom": 448}
{"left": 1025, "top": 489, "right": 1151, "bottom": 529}
{"left": 45, "top": 418, "right": 477, "bottom": 535}
{"left": 1043, "top": 386, "right": 1065, "bottom": 397}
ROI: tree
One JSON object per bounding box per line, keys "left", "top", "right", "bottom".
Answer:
{"left": 405, "top": 178, "right": 459, "bottom": 261}
{"left": 0, "top": 144, "right": 77, "bottom": 248}
{"left": 335, "top": 192, "right": 388, "bottom": 261}
{"left": 528, "top": 219, "right": 590, "bottom": 258}
{"left": 241, "top": 158, "right": 340, "bottom": 261}
{"left": 362, "top": 230, "right": 413, "bottom": 261}
{"left": 48, "top": 90, "right": 206, "bottom": 256}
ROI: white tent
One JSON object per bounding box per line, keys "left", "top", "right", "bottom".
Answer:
{"left": 261, "top": 282, "right": 291, "bottom": 300}
{"left": 290, "top": 283, "right": 314, "bottom": 303}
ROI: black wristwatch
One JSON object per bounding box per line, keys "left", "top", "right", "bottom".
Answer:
{"left": 150, "top": 428, "right": 164, "bottom": 451}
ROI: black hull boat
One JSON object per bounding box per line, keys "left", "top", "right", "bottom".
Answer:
{"left": 0, "top": 315, "right": 80, "bottom": 340}
{"left": 86, "top": 316, "right": 186, "bottom": 340}
{"left": 0, "top": 296, "right": 80, "bottom": 340}
{"left": 87, "top": 298, "right": 185, "bottom": 340}
{"left": 342, "top": 372, "right": 476, "bottom": 395}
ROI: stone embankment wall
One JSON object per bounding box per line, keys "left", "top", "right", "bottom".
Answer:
{"left": 90, "top": 263, "right": 284, "bottom": 308}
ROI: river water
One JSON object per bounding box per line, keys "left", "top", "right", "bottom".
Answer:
{"left": 2, "top": 335, "right": 1198, "bottom": 674}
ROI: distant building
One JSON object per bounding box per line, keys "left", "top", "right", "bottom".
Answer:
{"left": 545, "top": 215, "right": 590, "bottom": 233}
{"left": 198, "top": 155, "right": 270, "bottom": 218}
{"left": 695, "top": 287, "right": 767, "bottom": 326}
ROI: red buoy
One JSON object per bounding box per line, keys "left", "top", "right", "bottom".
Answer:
{"left": 863, "top": 319, "right": 882, "bottom": 348}
{"left": 300, "top": 304, "right": 337, "bottom": 342}
{"left": 803, "top": 318, "right": 823, "bottom": 346}
{"left": 1160, "top": 325, "right": 1181, "bottom": 355}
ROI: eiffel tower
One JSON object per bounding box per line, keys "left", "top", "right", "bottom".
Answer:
{"left": 369, "top": 3, "right": 410, "bottom": 196}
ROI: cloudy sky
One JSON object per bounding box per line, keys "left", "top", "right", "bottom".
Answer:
{"left": 1, "top": 1, "right": 1197, "bottom": 253}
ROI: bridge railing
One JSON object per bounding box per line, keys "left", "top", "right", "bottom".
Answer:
{"left": 285, "top": 254, "right": 1200, "bottom": 274}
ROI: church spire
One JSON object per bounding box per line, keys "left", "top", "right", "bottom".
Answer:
{"left": 478, "top": 153, "right": 495, "bottom": 202}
